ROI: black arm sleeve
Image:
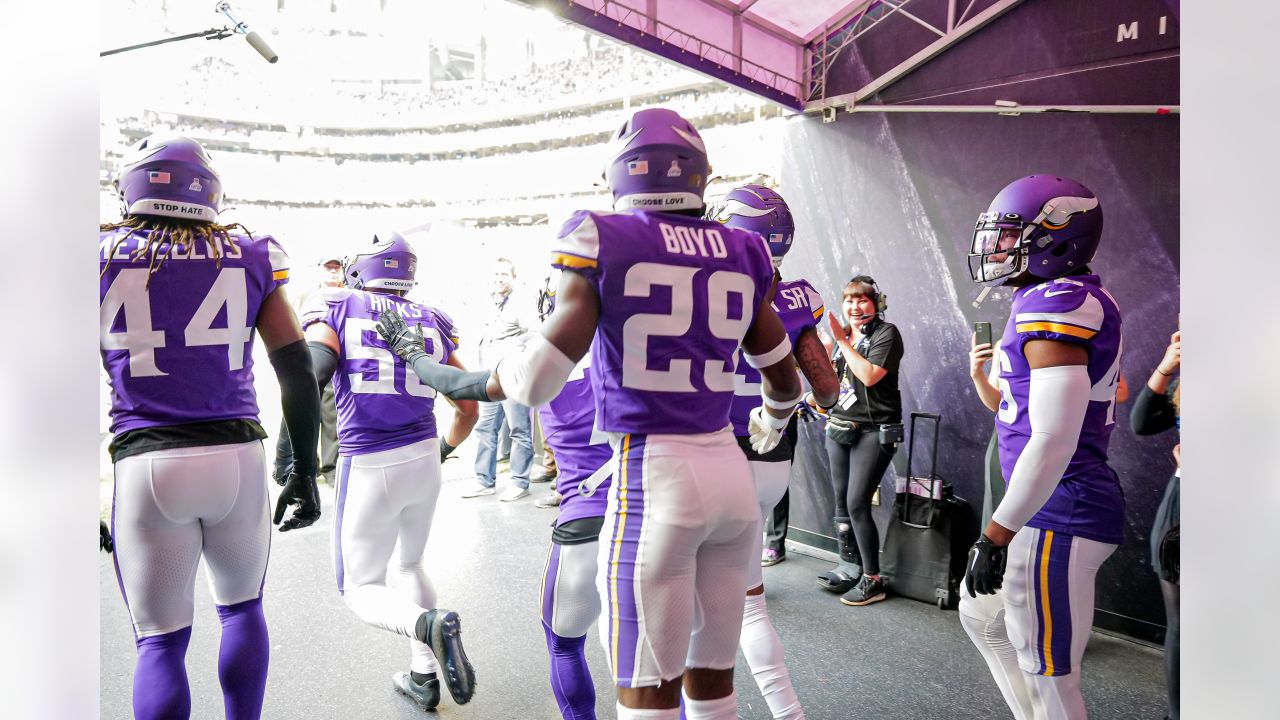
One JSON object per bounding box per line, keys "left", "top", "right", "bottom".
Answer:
{"left": 309, "top": 341, "right": 339, "bottom": 385}
{"left": 408, "top": 355, "right": 492, "bottom": 402}
{"left": 1130, "top": 384, "right": 1177, "bottom": 436}
{"left": 269, "top": 339, "right": 322, "bottom": 477}
{"left": 274, "top": 342, "right": 339, "bottom": 478}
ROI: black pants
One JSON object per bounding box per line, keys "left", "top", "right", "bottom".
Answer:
{"left": 764, "top": 489, "right": 789, "bottom": 553}
{"left": 1161, "top": 579, "right": 1180, "bottom": 719}
{"left": 273, "top": 381, "right": 339, "bottom": 481}
{"left": 826, "top": 430, "right": 897, "bottom": 576}
{"left": 757, "top": 417, "right": 799, "bottom": 553}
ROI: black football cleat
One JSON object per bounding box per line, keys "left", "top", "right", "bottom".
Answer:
{"left": 417, "top": 609, "right": 476, "bottom": 705}
{"left": 392, "top": 671, "right": 440, "bottom": 711}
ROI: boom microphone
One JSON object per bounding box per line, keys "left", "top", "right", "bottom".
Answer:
{"left": 245, "top": 31, "right": 278, "bottom": 63}
{"left": 217, "top": 1, "right": 278, "bottom": 64}
{"left": 99, "top": 1, "right": 281, "bottom": 59}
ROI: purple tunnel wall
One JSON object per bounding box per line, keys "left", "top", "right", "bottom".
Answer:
{"left": 778, "top": 0, "right": 1178, "bottom": 641}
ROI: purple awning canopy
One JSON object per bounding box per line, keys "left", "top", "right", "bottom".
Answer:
{"left": 514, "top": 1, "right": 1179, "bottom": 115}
{"left": 511, "top": 0, "right": 877, "bottom": 110}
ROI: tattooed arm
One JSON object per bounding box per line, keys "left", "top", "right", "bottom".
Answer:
{"left": 794, "top": 326, "right": 839, "bottom": 408}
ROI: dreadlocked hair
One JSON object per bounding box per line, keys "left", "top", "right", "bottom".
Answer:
{"left": 100, "top": 215, "right": 254, "bottom": 289}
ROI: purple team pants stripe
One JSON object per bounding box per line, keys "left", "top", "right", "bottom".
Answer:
{"left": 257, "top": 444, "right": 272, "bottom": 597}
{"left": 607, "top": 434, "right": 648, "bottom": 686}
{"left": 541, "top": 543, "right": 562, "bottom": 626}
{"left": 333, "top": 455, "right": 354, "bottom": 595}
{"left": 110, "top": 470, "right": 135, "bottom": 635}
{"left": 1032, "top": 530, "right": 1076, "bottom": 676}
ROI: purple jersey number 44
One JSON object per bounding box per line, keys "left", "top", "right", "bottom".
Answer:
{"left": 100, "top": 227, "right": 290, "bottom": 434}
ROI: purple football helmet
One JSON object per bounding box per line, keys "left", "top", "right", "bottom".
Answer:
{"left": 604, "top": 108, "right": 710, "bottom": 212}
{"left": 115, "top": 134, "right": 223, "bottom": 222}
{"left": 969, "top": 174, "right": 1103, "bottom": 285}
{"left": 343, "top": 232, "right": 417, "bottom": 292}
{"left": 706, "top": 184, "right": 795, "bottom": 267}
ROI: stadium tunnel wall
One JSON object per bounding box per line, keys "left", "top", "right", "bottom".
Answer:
{"left": 774, "top": 0, "right": 1179, "bottom": 642}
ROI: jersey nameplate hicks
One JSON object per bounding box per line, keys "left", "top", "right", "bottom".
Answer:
{"left": 303, "top": 287, "right": 457, "bottom": 456}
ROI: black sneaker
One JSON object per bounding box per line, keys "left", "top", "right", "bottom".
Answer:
{"left": 416, "top": 609, "right": 476, "bottom": 704}
{"left": 530, "top": 470, "right": 557, "bottom": 484}
{"left": 839, "top": 574, "right": 887, "bottom": 606}
{"left": 392, "top": 671, "right": 440, "bottom": 710}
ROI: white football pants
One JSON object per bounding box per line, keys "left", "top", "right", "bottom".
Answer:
{"left": 596, "top": 430, "right": 758, "bottom": 688}
{"left": 332, "top": 437, "right": 443, "bottom": 675}
{"left": 741, "top": 459, "right": 805, "bottom": 720}
{"left": 112, "top": 441, "right": 270, "bottom": 638}
{"left": 960, "top": 526, "right": 1116, "bottom": 720}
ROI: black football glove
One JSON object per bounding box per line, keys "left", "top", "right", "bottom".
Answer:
{"left": 375, "top": 308, "right": 429, "bottom": 365}
{"left": 272, "top": 466, "right": 291, "bottom": 487}
{"left": 274, "top": 472, "right": 321, "bottom": 532}
{"left": 100, "top": 520, "right": 113, "bottom": 553}
{"left": 440, "top": 440, "right": 456, "bottom": 463}
{"left": 965, "top": 534, "right": 1009, "bottom": 597}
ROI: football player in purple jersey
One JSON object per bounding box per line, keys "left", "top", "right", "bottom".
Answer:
{"left": 960, "top": 175, "right": 1124, "bottom": 720}
{"left": 376, "top": 108, "right": 801, "bottom": 720}
{"left": 100, "top": 134, "right": 322, "bottom": 720}
{"left": 706, "top": 184, "right": 839, "bottom": 720}
{"left": 530, "top": 348, "right": 614, "bottom": 720}
{"left": 301, "top": 233, "right": 480, "bottom": 711}
{"left": 381, "top": 272, "right": 614, "bottom": 720}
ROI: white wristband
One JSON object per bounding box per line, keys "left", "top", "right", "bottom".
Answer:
{"left": 754, "top": 404, "right": 791, "bottom": 430}
{"left": 744, "top": 336, "right": 792, "bottom": 369}
{"left": 763, "top": 390, "right": 802, "bottom": 411}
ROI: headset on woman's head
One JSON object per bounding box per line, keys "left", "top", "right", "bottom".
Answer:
{"left": 848, "top": 274, "right": 888, "bottom": 314}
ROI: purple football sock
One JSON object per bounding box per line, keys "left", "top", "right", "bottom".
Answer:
{"left": 134, "top": 626, "right": 192, "bottom": 720}
{"left": 216, "top": 598, "right": 270, "bottom": 720}
{"left": 543, "top": 622, "right": 597, "bottom": 720}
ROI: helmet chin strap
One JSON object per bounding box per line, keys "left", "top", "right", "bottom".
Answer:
{"left": 972, "top": 286, "right": 994, "bottom": 309}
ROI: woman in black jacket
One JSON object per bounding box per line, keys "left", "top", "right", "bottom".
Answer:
{"left": 817, "top": 276, "right": 904, "bottom": 607}
{"left": 1131, "top": 329, "right": 1180, "bottom": 720}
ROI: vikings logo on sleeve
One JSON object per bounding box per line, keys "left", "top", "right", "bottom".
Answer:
{"left": 551, "top": 209, "right": 776, "bottom": 435}
{"left": 311, "top": 289, "right": 457, "bottom": 456}
{"left": 993, "top": 274, "right": 1125, "bottom": 544}
{"left": 99, "top": 229, "right": 289, "bottom": 434}
{"left": 551, "top": 210, "right": 603, "bottom": 278}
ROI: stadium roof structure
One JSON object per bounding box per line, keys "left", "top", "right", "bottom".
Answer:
{"left": 516, "top": 0, "right": 1028, "bottom": 112}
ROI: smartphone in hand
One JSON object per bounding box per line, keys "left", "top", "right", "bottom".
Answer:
{"left": 973, "top": 321, "right": 992, "bottom": 347}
